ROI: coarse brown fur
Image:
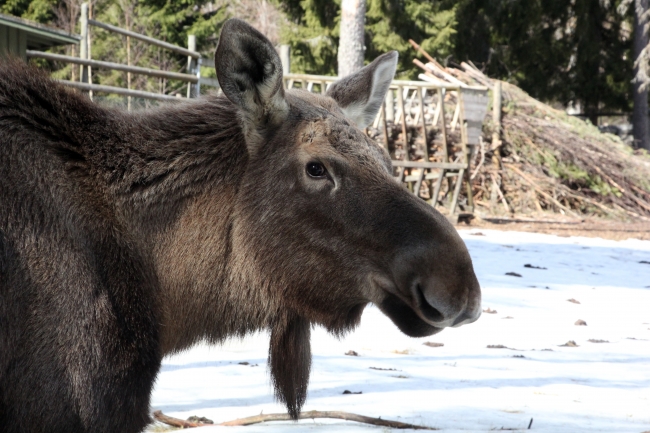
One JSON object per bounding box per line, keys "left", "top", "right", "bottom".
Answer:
{"left": 0, "top": 19, "right": 481, "bottom": 433}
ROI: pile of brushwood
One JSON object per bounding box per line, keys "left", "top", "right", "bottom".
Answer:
{"left": 410, "top": 53, "right": 650, "bottom": 221}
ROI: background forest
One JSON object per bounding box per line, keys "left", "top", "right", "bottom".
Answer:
{"left": 0, "top": 0, "right": 644, "bottom": 130}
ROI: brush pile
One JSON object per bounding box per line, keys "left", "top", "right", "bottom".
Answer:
{"left": 411, "top": 52, "right": 650, "bottom": 220}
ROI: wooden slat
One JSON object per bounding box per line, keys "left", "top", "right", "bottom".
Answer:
{"left": 391, "top": 161, "right": 466, "bottom": 169}
{"left": 431, "top": 171, "right": 445, "bottom": 206}
{"left": 396, "top": 85, "right": 409, "bottom": 161}
{"left": 282, "top": 73, "right": 485, "bottom": 91}
{"left": 417, "top": 88, "right": 429, "bottom": 159}
{"left": 450, "top": 97, "right": 461, "bottom": 131}
{"left": 461, "top": 87, "right": 490, "bottom": 145}
{"left": 449, "top": 168, "right": 465, "bottom": 214}
{"left": 417, "top": 72, "right": 449, "bottom": 87}
{"left": 403, "top": 171, "right": 460, "bottom": 182}
{"left": 414, "top": 169, "right": 425, "bottom": 199}
{"left": 380, "top": 103, "right": 389, "bottom": 150}
{"left": 438, "top": 88, "right": 449, "bottom": 162}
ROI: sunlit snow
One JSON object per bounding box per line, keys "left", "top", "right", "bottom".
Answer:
{"left": 150, "top": 229, "right": 650, "bottom": 432}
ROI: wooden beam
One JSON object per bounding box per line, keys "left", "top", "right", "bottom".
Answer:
{"left": 392, "top": 161, "right": 467, "bottom": 170}
{"left": 438, "top": 88, "right": 449, "bottom": 162}
{"left": 396, "top": 86, "right": 410, "bottom": 161}
{"left": 417, "top": 88, "right": 429, "bottom": 160}
{"left": 408, "top": 39, "right": 436, "bottom": 65}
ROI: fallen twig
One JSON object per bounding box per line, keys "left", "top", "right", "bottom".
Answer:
{"left": 491, "top": 173, "right": 511, "bottom": 214}
{"left": 153, "top": 410, "right": 439, "bottom": 430}
{"left": 480, "top": 217, "right": 582, "bottom": 224}
{"left": 152, "top": 410, "right": 211, "bottom": 428}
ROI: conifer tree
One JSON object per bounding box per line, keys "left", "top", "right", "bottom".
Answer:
{"left": 451, "top": 0, "right": 634, "bottom": 125}
{"left": 280, "top": 0, "right": 456, "bottom": 78}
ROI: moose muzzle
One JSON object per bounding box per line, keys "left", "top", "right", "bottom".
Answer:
{"left": 373, "top": 195, "right": 482, "bottom": 337}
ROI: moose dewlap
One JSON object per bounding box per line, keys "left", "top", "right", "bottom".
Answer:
{"left": 0, "top": 18, "right": 481, "bottom": 433}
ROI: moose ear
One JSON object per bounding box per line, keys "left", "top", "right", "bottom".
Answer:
{"left": 327, "top": 51, "right": 398, "bottom": 129}
{"left": 215, "top": 19, "right": 288, "bottom": 130}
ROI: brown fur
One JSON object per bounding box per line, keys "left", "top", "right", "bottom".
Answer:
{"left": 0, "top": 19, "right": 481, "bottom": 433}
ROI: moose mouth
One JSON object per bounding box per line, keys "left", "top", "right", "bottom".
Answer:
{"left": 377, "top": 292, "right": 445, "bottom": 337}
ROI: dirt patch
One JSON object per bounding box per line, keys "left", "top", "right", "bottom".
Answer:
{"left": 459, "top": 217, "right": 650, "bottom": 241}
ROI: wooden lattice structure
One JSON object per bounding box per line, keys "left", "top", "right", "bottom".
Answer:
{"left": 283, "top": 73, "right": 488, "bottom": 217}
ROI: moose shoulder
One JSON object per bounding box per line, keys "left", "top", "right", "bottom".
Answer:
{"left": 0, "top": 18, "right": 481, "bottom": 433}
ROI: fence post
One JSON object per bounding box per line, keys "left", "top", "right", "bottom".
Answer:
{"left": 186, "top": 35, "right": 198, "bottom": 98}
{"left": 126, "top": 14, "right": 131, "bottom": 110}
{"left": 79, "top": 3, "right": 88, "bottom": 85}
{"left": 87, "top": 2, "right": 93, "bottom": 100}
{"left": 492, "top": 80, "right": 502, "bottom": 166}
{"left": 280, "top": 44, "right": 290, "bottom": 74}
{"left": 385, "top": 89, "right": 394, "bottom": 122}
{"left": 195, "top": 57, "right": 202, "bottom": 97}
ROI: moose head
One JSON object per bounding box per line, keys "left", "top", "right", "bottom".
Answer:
{"left": 214, "top": 19, "right": 481, "bottom": 418}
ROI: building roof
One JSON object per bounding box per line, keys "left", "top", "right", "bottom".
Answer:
{"left": 0, "top": 13, "right": 80, "bottom": 49}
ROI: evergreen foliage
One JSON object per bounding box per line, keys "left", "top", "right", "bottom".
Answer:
{"left": 280, "top": 0, "right": 338, "bottom": 75}
{"left": 0, "top": 0, "right": 640, "bottom": 118}
{"left": 365, "top": 0, "right": 456, "bottom": 79}
{"left": 1, "top": 0, "right": 54, "bottom": 23}
{"left": 280, "top": 0, "right": 457, "bottom": 78}
{"left": 450, "top": 0, "right": 634, "bottom": 122}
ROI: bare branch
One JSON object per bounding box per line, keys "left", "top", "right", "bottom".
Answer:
{"left": 153, "top": 410, "right": 439, "bottom": 430}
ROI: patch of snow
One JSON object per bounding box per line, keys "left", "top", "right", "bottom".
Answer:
{"left": 150, "top": 230, "right": 650, "bottom": 432}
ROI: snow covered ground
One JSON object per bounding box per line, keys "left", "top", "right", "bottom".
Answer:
{"left": 150, "top": 229, "right": 650, "bottom": 432}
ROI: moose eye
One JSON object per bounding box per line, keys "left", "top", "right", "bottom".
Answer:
{"left": 306, "top": 162, "right": 327, "bottom": 178}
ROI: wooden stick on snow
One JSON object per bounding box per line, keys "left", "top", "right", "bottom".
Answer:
{"left": 153, "top": 409, "right": 439, "bottom": 430}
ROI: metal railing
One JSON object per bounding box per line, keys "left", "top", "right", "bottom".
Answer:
{"left": 26, "top": 2, "right": 215, "bottom": 106}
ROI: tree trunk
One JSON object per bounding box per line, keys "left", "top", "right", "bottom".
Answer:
{"left": 338, "top": 0, "right": 366, "bottom": 77}
{"left": 633, "top": 0, "right": 650, "bottom": 151}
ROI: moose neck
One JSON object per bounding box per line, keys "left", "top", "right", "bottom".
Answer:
{"left": 105, "top": 97, "right": 272, "bottom": 355}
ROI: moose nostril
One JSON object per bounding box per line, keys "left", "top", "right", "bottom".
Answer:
{"left": 414, "top": 284, "right": 445, "bottom": 323}
{"left": 452, "top": 311, "right": 472, "bottom": 327}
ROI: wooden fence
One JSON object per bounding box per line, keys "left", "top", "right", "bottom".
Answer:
{"left": 24, "top": 2, "right": 489, "bottom": 217}
{"left": 283, "top": 73, "right": 489, "bottom": 216}
{"left": 26, "top": 2, "right": 218, "bottom": 105}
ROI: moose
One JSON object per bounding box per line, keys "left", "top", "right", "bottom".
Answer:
{"left": 0, "top": 19, "right": 481, "bottom": 433}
